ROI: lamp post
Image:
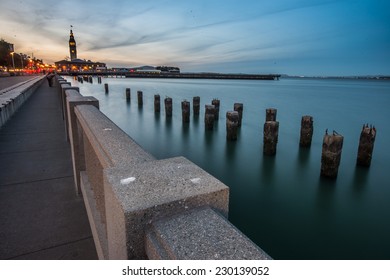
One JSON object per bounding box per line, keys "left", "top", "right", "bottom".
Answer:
{"left": 10, "top": 52, "right": 15, "bottom": 71}
{"left": 20, "top": 53, "right": 24, "bottom": 71}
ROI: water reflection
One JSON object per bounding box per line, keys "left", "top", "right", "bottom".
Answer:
{"left": 260, "top": 155, "right": 276, "bottom": 185}
{"left": 297, "top": 147, "right": 311, "bottom": 167}
{"left": 351, "top": 165, "right": 370, "bottom": 194}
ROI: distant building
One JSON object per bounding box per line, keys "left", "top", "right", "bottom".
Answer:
{"left": 69, "top": 28, "right": 77, "bottom": 60}
{"left": 55, "top": 28, "right": 106, "bottom": 72}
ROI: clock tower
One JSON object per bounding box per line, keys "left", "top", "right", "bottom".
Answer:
{"left": 69, "top": 27, "right": 77, "bottom": 60}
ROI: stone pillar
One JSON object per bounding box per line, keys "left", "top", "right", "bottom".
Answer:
{"left": 104, "top": 83, "right": 109, "bottom": 94}
{"left": 154, "top": 94, "right": 161, "bottom": 113}
{"left": 263, "top": 121, "right": 279, "bottom": 155}
{"left": 357, "top": 124, "right": 376, "bottom": 167}
{"left": 212, "top": 99, "right": 220, "bottom": 120}
{"left": 164, "top": 97, "right": 172, "bottom": 118}
{"left": 137, "top": 91, "right": 143, "bottom": 106}
{"left": 266, "top": 108, "right": 277, "bottom": 122}
{"left": 233, "top": 103, "right": 243, "bottom": 127}
{"left": 126, "top": 88, "right": 131, "bottom": 102}
{"left": 226, "top": 111, "right": 239, "bottom": 141}
{"left": 193, "top": 96, "right": 200, "bottom": 116}
{"left": 299, "top": 115, "right": 314, "bottom": 147}
{"left": 321, "top": 131, "right": 344, "bottom": 178}
{"left": 181, "top": 101, "right": 190, "bottom": 123}
{"left": 205, "top": 105, "right": 215, "bottom": 130}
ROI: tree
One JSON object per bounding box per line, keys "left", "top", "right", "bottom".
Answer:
{"left": 0, "top": 38, "right": 13, "bottom": 67}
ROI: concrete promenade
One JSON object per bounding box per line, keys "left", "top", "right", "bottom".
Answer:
{"left": 0, "top": 77, "right": 97, "bottom": 259}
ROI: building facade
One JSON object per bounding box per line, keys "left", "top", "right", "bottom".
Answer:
{"left": 55, "top": 28, "right": 106, "bottom": 72}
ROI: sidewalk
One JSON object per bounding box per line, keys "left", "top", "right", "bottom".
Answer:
{"left": 0, "top": 78, "right": 97, "bottom": 259}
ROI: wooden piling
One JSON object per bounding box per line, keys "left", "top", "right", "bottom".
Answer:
{"left": 154, "top": 94, "right": 161, "bottom": 113}
{"left": 266, "top": 108, "right": 277, "bottom": 121}
{"left": 193, "top": 96, "right": 200, "bottom": 116}
{"left": 226, "top": 111, "right": 239, "bottom": 141}
{"left": 321, "top": 130, "right": 344, "bottom": 178}
{"left": 205, "top": 105, "right": 215, "bottom": 130}
{"left": 263, "top": 121, "right": 279, "bottom": 155}
{"left": 212, "top": 99, "right": 220, "bottom": 120}
{"left": 357, "top": 124, "right": 376, "bottom": 167}
{"left": 233, "top": 103, "right": 243, "bottom": 127}
{"left": 98, "top": 76, "right": 102, "bottom": 84}
{"left": 164, "top": 97, "right": 172, "bottom": 117}
{"left": 300, "top": 115, "right": 314, "bottom": 147}
{"left": 104, "top": 83, "right": 109, "bottom": 94}
{"left": 126, "top": 88, "right": 131, "bottom": 102}
{"left": 181, "top": 100, "right": 190, "bottom": 123}
{"left": 88, "top": 76, "right": 93, "bottom": 83}
{"left": 137, "top": 91, "right": 143, "bottom": 106}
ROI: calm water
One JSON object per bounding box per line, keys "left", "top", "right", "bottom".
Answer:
{"left": 70, "top": 77, "right": 390, "bottom": 259}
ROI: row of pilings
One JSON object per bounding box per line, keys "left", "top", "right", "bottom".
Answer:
{"left": 83, "top": 80, "right": 377, "bottom": 180}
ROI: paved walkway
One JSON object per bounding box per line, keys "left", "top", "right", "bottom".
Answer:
{"left": 0, "top": 77, "right": 97, "bottom": 259}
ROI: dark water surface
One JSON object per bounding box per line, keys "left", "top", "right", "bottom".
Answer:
{"left": 70, "top": 77, "right": 390, "bottom": 259}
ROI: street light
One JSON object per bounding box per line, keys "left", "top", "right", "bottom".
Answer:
{"left": 10, "top": 52, "right": 15, "bottom": 71}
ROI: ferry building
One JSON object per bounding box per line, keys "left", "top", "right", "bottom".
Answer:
{"left": 55, "top": 28, "right": 106, "bottom": 72}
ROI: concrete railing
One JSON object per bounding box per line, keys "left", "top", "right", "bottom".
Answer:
{"left": 57, "top": 75, "right": 271, "bottom": 260}
{"left": 0, "top": 76, "right": 45, "bottom": 128}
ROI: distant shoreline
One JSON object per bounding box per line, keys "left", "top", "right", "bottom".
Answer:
{"left": 61, "top": 71, "right": 281, "bottom": 80}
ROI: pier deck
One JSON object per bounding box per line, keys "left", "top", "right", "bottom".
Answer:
{"left": 0, "top": 77, "right": 97, "bottom": 259}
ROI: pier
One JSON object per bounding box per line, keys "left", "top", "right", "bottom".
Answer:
{"left": 61, "top": 71, "right": 281, "bottom": 80}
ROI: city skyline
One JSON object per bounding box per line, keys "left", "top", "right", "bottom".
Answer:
{"left": 1, "top": 0, "right": 389, "bottom": 76}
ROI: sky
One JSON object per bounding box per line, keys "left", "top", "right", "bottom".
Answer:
{"left": 1, "top": 0, "right": 389, "bottom": 76}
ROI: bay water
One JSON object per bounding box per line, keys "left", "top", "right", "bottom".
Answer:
{"left": 70, "top": 77, "right": 390, "bottom": 259}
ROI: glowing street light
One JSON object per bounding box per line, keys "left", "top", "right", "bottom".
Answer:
{"left": 10, "top": 52, "right": 15, "bottom": 71}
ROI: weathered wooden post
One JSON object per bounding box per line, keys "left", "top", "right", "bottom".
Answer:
{"left": 234, "top": 103, "right": 243, "bottom": 127}
{"left": 88, "top": 76, "right": 93, "bottom": 83}
{"left": 263, "top": 121, "right": 279, "bottom": 155}
{"left": 137, "top": 90, "right": 143, "bottom": 106}
{"left": 300, "top": 115, "right": 314, "bottom": 147}
{"left": 104, "top": 83, "right": 109, "bottom": 94}
{"left": 321, "top": 130, "right": 344, "bottom": 178}
{"left": 226, "top": 111, "right": 239, "bottom": 141}
{"left": 164, "top": 97, "right": 172, "bottom": 118}
{"left": 193, "top": 96, "right": 200, "bottom": 116}
{"left": 126, "top": 88, "right": 131, "bottom": 102}
{"left": 357, "top": 124, "right": 376, "bottom": 167}
{"left": 98, "top": 76, "right": 102, "bottom": 84}
{"left": 181, "top": 100, "right": 190, "bottom": 123}
{"left": 154, "top": 94, "right": 161, "bottom": 113}
{"left": 266, "top": 108, "right": 277, "bottom": 121}
{"left": 205, "top": 105, "right": 215, "bottom": 130}
{"left": 212, "top": 99, "right": 220, "bottom": 120}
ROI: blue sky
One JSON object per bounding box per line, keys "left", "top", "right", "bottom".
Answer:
{"left": 1, "top": 0, "right": 389, "bottom": 75}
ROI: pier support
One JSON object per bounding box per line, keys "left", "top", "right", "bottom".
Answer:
{"left": 234, "top": 103, "right": 243, "bottom": 127}
{"left": 266, "top": 108, "right": 277, "bottom": 122}
{"left": 137, "top": 91, "right": 143, "bottom": 106}
{"left": 164, "top": 97, "right": 172, "bottom": 118}
{"left": 193, "top": 96, "right": 200, "bottom": 116}
{"left": 154, "top": 95, "right": 161, "bottom": 113}
{"left": 98, "top": 76, "right": 102, "bottom": 84}
{"left": 300, "top": 116, "right": 314, "bottom": 147}
{"left": 181, "top": 101, "right": 190, "bottom": 123}
{"left": 104, "top": 83, "right": 109, "bottom": 94}
{"left": 226, "top": 111, "right": 239, "bottom": 141}
{"left": 357, "top": 124, "right": 376, "bottom": 167}
{"left": 263, "top": 121, "right": 279, "bottom": 155}
{"left": 321, "top": 131, "right": 344, "bottom": 178}
{"left": 126, "top": 88, "right": 131, "bottom": 102}
{"left": 212, "top": 99, "right": 220, "bottom": 120}
{"left": 205, "top": 105, "right": 215, "bottom": 130}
